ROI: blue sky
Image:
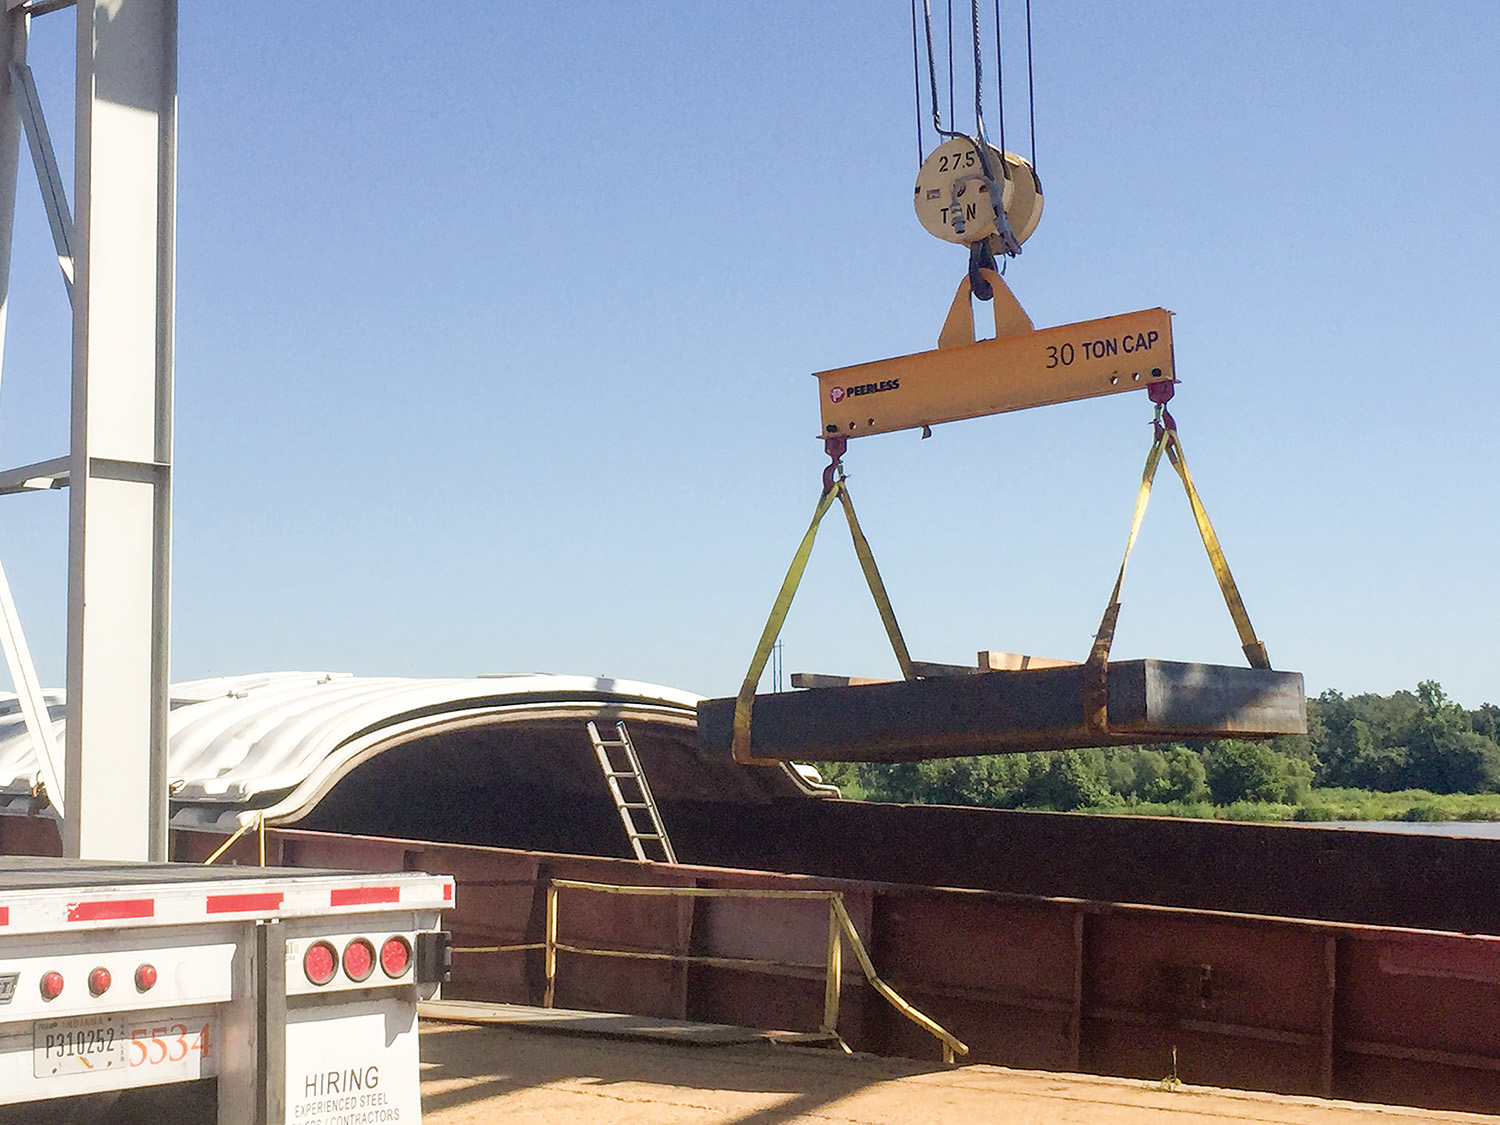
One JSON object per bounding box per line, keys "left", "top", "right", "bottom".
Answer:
{"left": 0, "top": 2, "right": 1497, "bottom": 707}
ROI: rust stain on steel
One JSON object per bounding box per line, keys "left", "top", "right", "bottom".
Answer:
{"left": 1082, "top": 910, "right": 1332, "bottom": 1097}
{"left": 1086, "top": 912, "right": 1329, "bottom": 1030}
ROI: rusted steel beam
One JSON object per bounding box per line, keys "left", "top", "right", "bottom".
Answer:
{"left": 662, "top": 799, "right": 1500, "bottom": 937}
{"left": 698, "top": 660, "right": 1306, "bottom": 762}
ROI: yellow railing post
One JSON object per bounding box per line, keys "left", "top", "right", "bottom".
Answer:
{"left": 257, "top": 812, "right": 266, "bottom": 867}
{"left": 543, "top": 883, "right": 559, "bottom": 1008}
{"left": 823, "top": 894, "right": 842, "bottom": 1035}
{"left": 203, "top": 817, "right": 256, "bottom": 865}
{"left": 829, "top": 895, "right": 966, "bottom": 1062}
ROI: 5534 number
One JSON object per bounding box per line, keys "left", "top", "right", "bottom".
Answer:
{"left": 129, "top": 1022, "right": 210, "bottom": 1067}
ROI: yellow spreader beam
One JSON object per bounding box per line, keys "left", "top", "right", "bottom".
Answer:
{"left": 814, "top": 275, "right": 1175, "bottom": 440}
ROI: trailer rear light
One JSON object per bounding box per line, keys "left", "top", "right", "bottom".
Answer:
{"left": 135, "top": 963, "right": 157, "bottom": 992}
{"left": 88, "top": 967, "right": 111, "bottom": 996}
{"left": 303, "top": 940, "right": 338, "bottom": 986}
{"left": 342, "top": 938, "right": 375, "bottom": 983}
{"left": 380, "top": 936, "right": 412, "bottom": 978}
{"left": 39, "top": 971, "right": 63, "bottom": 1000}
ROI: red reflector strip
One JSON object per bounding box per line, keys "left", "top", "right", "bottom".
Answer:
{"left": 68, "top": 899, "right": 154, "bottom": 923}
{"left": 330, "top": 886, "right": 401, "bottom": 907}
{"left": 206, "top": 892, "right": 284, "bottom": 914}
{"left": 443, "top": 884, "right": 453, "bottom": 901}
{"left": 0, "top": 906, "right": 8, "bottom": 925}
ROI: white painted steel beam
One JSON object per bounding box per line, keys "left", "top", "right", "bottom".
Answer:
{"left": 0, "top": 554, "right": 63, "bottom": 807}
{"left": 0, "top": 10, "right": 64, "bottom": 816}
{"left": 10, "top": 58, "right": 75, "bottom": 295}
{"left": 0, "top": 454, "right": 68, "bottom": 493}
{"left": 65, "top": 0, "right": 175, "bottom": 860}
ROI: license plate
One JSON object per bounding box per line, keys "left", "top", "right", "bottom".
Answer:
{"left": 34, "top": 1013, "right": 216, "bottom": 1080}
{"left": 34, "top": 1014, "right": 127, "bottom": 1076}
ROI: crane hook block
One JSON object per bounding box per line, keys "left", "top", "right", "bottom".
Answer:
{"left": 913, "top": 138, "right": 1043, "bottom": 252}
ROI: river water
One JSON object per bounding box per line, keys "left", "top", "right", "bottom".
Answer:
{"left": 1312, "top": 820, "right": 1500, "bottom": 838}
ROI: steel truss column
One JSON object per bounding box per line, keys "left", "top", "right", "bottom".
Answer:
{"left": 65, "top": 0, "right": 175, "bottom": 860}
{"left": 0, "top": 9, "right": 68, "bottom": 814}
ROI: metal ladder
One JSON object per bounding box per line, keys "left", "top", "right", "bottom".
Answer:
{"left": 588, "top": 720, "right": 677, "bottom": 864}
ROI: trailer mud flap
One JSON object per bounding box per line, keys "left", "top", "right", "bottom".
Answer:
{"left": 283, "top": 994, "right": 420, "bottom": 1124}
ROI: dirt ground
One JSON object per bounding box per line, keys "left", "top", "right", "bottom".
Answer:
{"left": 418, "top": 1020, "right": 1500, "bottom": 1125}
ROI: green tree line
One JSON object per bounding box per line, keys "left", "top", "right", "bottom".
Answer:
{"left": 814, "top": 681, "right": 1500, "bottom": 820}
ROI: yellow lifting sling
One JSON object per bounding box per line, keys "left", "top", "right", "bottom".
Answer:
{"left": 731, "top": 444, "right": 914, "bottom": 766}
{"left": 1082, "top": 397, "right": 1271, "bottom": 736}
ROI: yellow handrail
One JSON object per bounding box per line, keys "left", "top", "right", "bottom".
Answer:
{"left": 517, "top": 878, "right": 968, "bottom": 1063}
{"left": 203, "top": 811, "right": 266, "bottom": 865}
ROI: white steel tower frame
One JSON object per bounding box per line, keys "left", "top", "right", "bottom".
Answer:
{"left": 0, "top": 0, "right": 175, "bottom": 861}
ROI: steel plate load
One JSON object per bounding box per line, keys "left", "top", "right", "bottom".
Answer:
{"left": 699, "top": 660, "right": 1307, "bottom": 764}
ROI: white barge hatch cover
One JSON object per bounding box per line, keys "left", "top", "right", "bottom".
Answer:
{"left": 0, "top": 673, "right": 830, "bottom": 845}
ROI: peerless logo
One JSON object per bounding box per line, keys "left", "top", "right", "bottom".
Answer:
{"left": 0, "top": 972, "right": 17, "bottom": 1004}
{"left": 830, "top": 379, "right": 899, "bottom": 404}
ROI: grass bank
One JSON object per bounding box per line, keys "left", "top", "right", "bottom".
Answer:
{"left": 1070, "top": 789, "right": 1500, "bottom": 822}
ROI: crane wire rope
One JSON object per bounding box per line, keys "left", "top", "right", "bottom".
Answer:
{"left": 917, "top": 0, "right": 979, "bottom": 142}
{"left": 913, "top": 1, "right": 1036, "bottom": 175}
{"left": 970, "top": 0, "right": 988, "bottom": 146}
{"left": 1025, "top": 0, "right": 1037, "bottom": 171}
{"left": 911, "top": 0, "right": 926, "bottom": 163}
{"left": 993, "top": 0, "right": 1006, "bottom": 160}
{"left": 991, "top": 0, "right": 1011, "bottom": 275}
{"left": 947, "top": 0, "right": 955, "bottom": 140}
